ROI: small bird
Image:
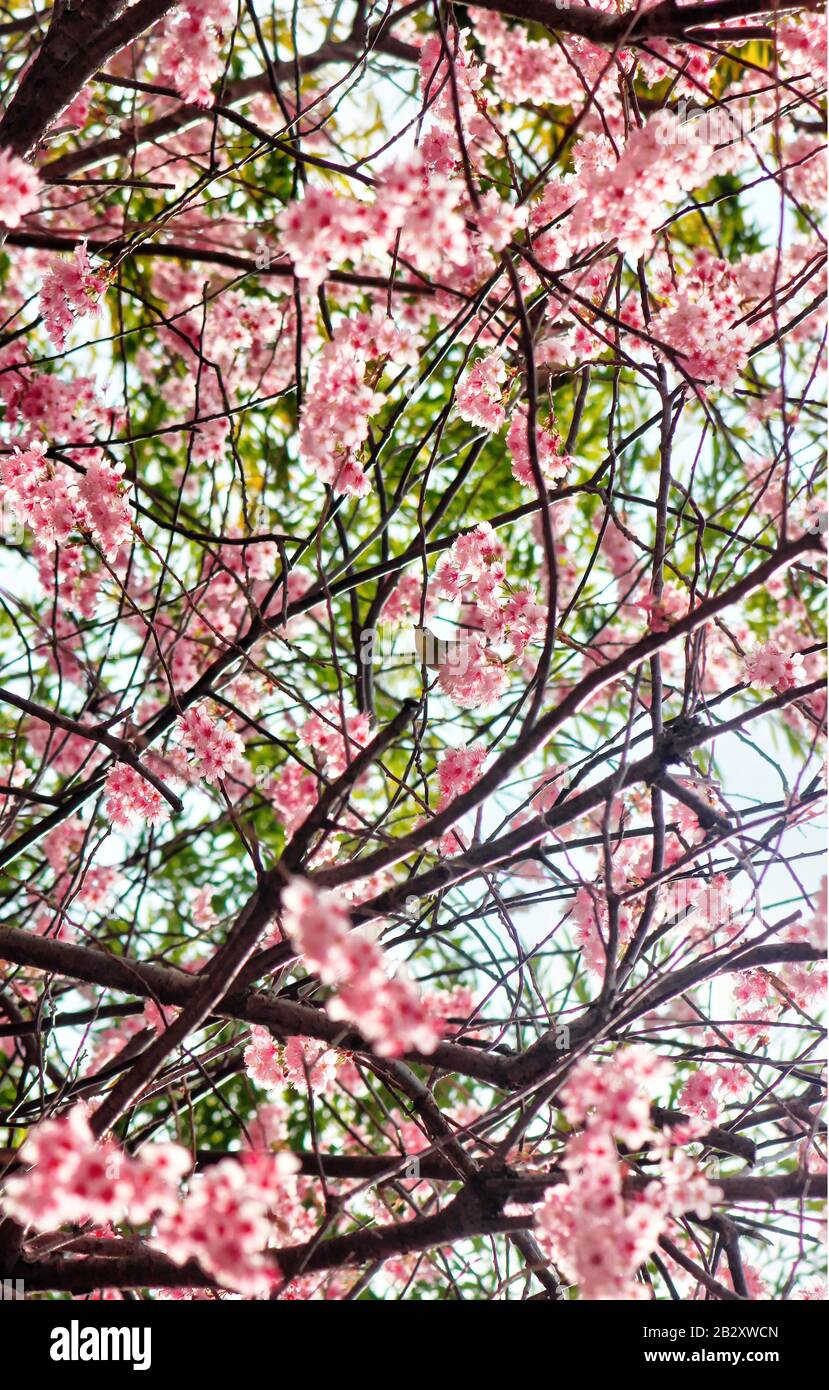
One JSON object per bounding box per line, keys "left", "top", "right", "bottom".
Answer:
{"left": 412, "top": 625, "right": 470, "bottom": 672}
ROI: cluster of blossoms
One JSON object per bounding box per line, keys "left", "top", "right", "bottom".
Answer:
{"left": 39, "top": 243, "right": 110, "bottom": 350}
{"left": 277, "top": 878, "right": 441, "bottom": 1058}
{"left": 0, "top": 146, "right": 39, "bottom": 228}
{"left": 633, "top": 249, "right": 756, "bottom": 390}
{"left": 744, "top": 641, "right": 805, "bottom": 694}
{"left": 276, "top": 27, "right": 527, "bottom": 299}
{"left": 39, "top": 813, "right": 122, "bottom": 908}
{"left": 152, "top": 1150, "right": 304, "bottom": 1295}
{"left": 264, "top": 763, "right": 321, "bottom": 839}
{"left": 2, "top": 1106, "right": 190, "bottom": 1230}
{"left": 297, "top": 700, "right": 370, "bottom": 778}
{"left": 298, "top": 312, "right": 420, "bottom": 497}
{"left": 679, "top": 1060, "right": 752, "bottom": 1125}
{"left": 469, "top": 7, "right": 610, "bottom": 108}
{"left": 456, "top": 352, "right": 509, "bottom": 432}
{"left": 430, "top": 521, "right": 546, "bottom": 707}
{"left": 433, "top": 743, "right": 488, "bottom": 854}
{"left": 176, "top": 704, "right": 246, "bottom": 784}
{"left": 0, "top": 442, "right": 132, "bottom": 560}
{"left": 1, "top": 1106, "right": 308, "bottom": 1296}
{"left": 570, "top": 886, "right": 637, "bottom": 977}
{"left": 637, "top": 582, "right": 691, "bottom": 634}
{"left": 104, "top": 764, "right": 169, "bottom": 831}
{"left": 277, "top": 151, "right": 471, "bottom": 290}
{"left": 535, "top": 1049, "right": 722, "bottom": 1299}
{"left": 436, "top": 745, "right": 488, "bottom": 807}
{"left": 160, "top": 0, "right": 235, "bottom": 105}
{"left": 244, "top": 1029, "right": 341, "bottom": 1095}
{"left": 380, "top": 573, "right": 437, "bottom": 628}
{"left": 260, "top": 697, "right": 371, "bottom": 844}
{"left": 506, "top": 405, "right": 575, "bottom": 488}
{"left": 565, "top": 112, "right": 715, "bottom": 259}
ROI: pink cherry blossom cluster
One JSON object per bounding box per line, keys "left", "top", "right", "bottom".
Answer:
{"left": 39, "top": 242, "right": 110, "bottom": 350}
{"left": 506, "top": 405, "right": 575, "bottom": 488}
{"left": 0, "top": 442, "right": 131, "bottom": 559}
{"left": 429, "top": 521, "right": 546, "bottom": 707}
{"left": 276, "top": 186, "right": 386, "bottom": 289}
{"left": 74, "top": 454, "right": 133, "bottom": 557}
{"left": 473, "top": 188, "right": 528, "bottom": 252}
{"left": 380, "top": 573, "right": 437, "bottom": 627}
{"left": 679, "top": 1062, "right": 751, "bottom": 1125}
{"left": 566, "top": 112, "right": 714, "bottom": 259}
{"left": 159, "top": 0, "right": 235, "bottom": 106}
{"left": 470, "top": 7, "right": 608, "bottom": 108}
{"left": 434, "top": 744, "right": 488, "bottom": 854}
{"left": 455, "top": 351, "right": 508, "bottom": 432}
{"left": 650, "top": 288, "right": 753, "bottom": 390}
{"left": 279, "top": 878, "right": 441, "bottom": 1058}
{"left": 437, "top": 744, "right": 488, "bottom": 805}
{"left": 419, "top": 30, "right": 492, "bottom": 151}
{"left": 298, "top": 312, "right": 419, "bottom": 496}
{"left": 597, "top": 511, "right": 638, "bottom": 582}
{"left": 571, "top": 885, "right": 631, "bottom": 976}
{"left": 0, "top": 146, "right": 40, "bottom": 228}
{"left": 244, "top": 1027, "right": 340, "bottom": 1094}
{"left": 104, "top": 763, "right": 170, "bottom": 830}
{"left": 2, "top": 1107, "right": 311, "bottom": 1297}
{"left": 152, "top": 1149, "right": 303, "bottom": 1295}
{"left": 637, "top": 582, "right": 691, "bottom": 634}
{"left": 2, "top": 1106, "right": 190, "bottom": 1230}
{"left": 176, "top": 704, "right": 246, "bottom": 783}
{"left": 562, "top": 1046, "right": 669, "bottom": 1148}
{"left": 383, "top": 153, "right": 476, "bottom": 277}
{"left": 297, "top": 699, "right": 370, "bottom": 778}
{"left": 744, "top": 640, "right": 805, "bottom": 694}
{"left": 431, "top": 632, "right": 511, "bottom": 709}
{"left": 264, "top": 762, "right": 320, "bottom": 837}
{"left": 536, "top": 1049, "right": 722, "bottom": 1299}
{"left": 277, "top": 152, "right": 471, "bottom": 289}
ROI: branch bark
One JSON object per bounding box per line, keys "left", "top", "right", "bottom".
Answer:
{"left": 0, "top": 0, "right": 179, "bottom": 158}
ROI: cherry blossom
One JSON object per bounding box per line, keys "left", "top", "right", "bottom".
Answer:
{"left": 278, "top": 878, "right": 441, "bottom": 1058}
{"left": 0, "top": 146, "right": 39, "bottom": 227}
{"left": 744, "top": 641, "right": 805, "bottom": 693}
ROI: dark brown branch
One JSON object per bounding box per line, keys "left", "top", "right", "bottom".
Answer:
{"left": 0, "top": 0, "right": 179, "bottom": 158}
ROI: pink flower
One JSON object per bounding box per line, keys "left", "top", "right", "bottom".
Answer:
{"left": 381, "top": 574, "right": 436, "bottom": 627}
{"left": 744, "top": 640, "right": 805, "bottom": 693}
{"left": 0, "top": 444, "right": 131, "bottom": 558}
{"left": 473, "top": 189, "right": 527, "bottom": 252}
{"left": 39, "top": 242, "right": 110, "bottom": 350}
{"left": 264, "top": 762, "right": 319, "bottom": 836}
{"left": 75, "top": 455, "right": 132, "bottom": 559}
{"left": 637, "top": 582, "right": 690, "bottom": 633}
{"left": 568, "top": 112, "right": 714, "bottom": 259}
{"left": 298, "top": 314, "right": 418, "bottom": 496}
{"left": 176, "top": 705, "right": 246, "bottom": 783}
{"left": 3, "top": 1107, "right": 189, "bottom": 1230}
{"left": 535, "top": 1049, "right": 720, "bottom": 1299}
{"left": 280, "top": 878, "right": 441, "bottom": 1058}
{"left": 437, "top": 745, "right": 488, "bottom": 803}
{"left": 0, "top": 146, "right": 40, "bottom": 228}
{"left": 152, "top": 1151, "right": 299, "bottom": 1295}
{"left": 104, "top": 764, "right": 169, "bottom": 830}
{"left": 159, "top": 0, "right": 235, "bottom": 106}
{"left": 298, "top": 700, "right": 370, "bottom": 778}
{"left": 456, "top": 352, "right": 507, "bottom": 432}
{"left": 0, "top": 441, "right": 74, "bottom": 546}
{"left": 191, "top": 887, "right": 217, "bottom": 927}
{"left": 507, "top": 406, "right": 575, "bottom": 487}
